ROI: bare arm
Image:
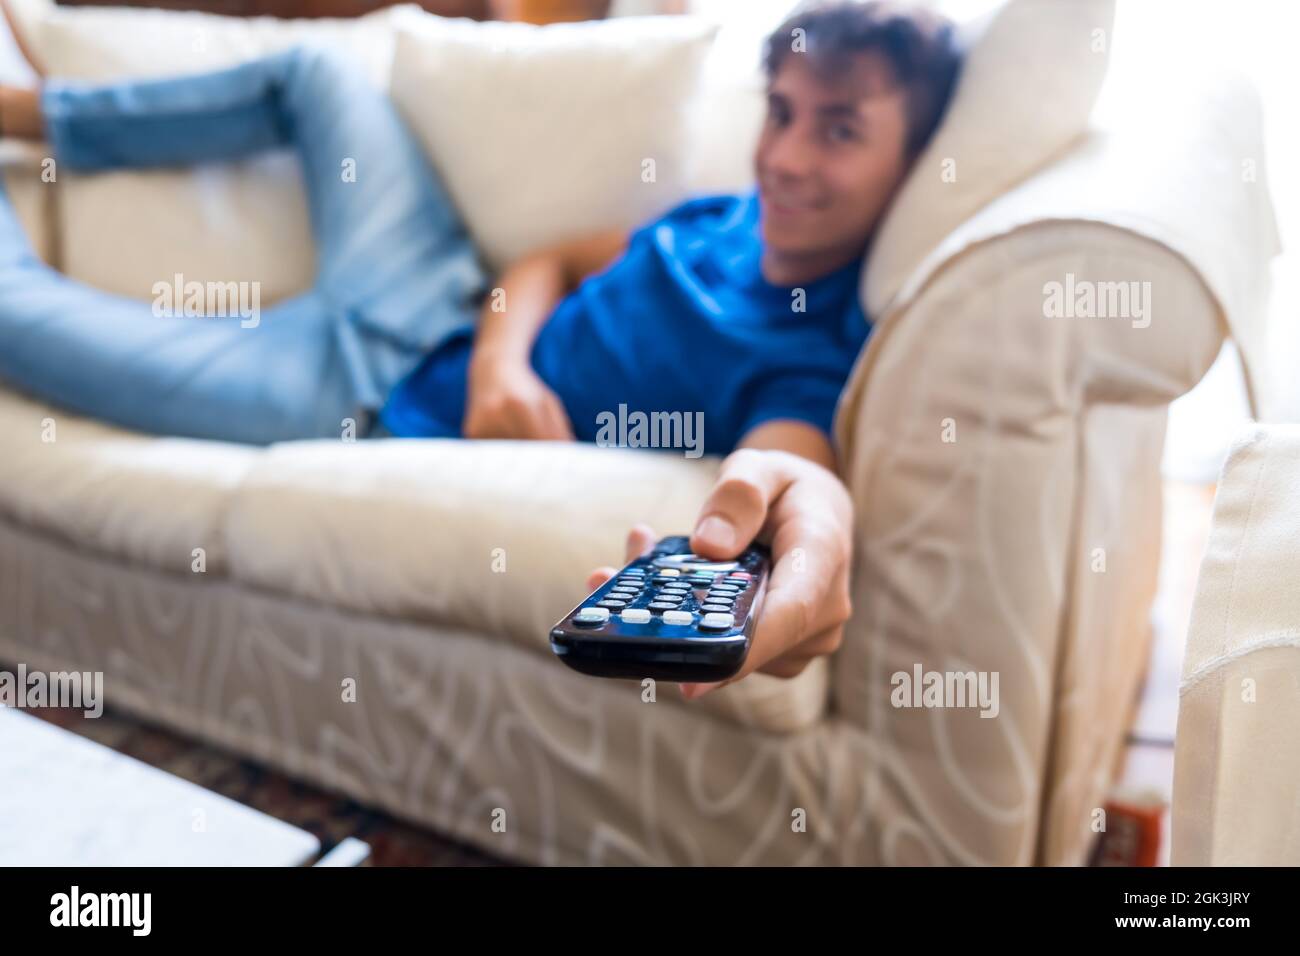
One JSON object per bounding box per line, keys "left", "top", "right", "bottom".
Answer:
{"left": 735, "top": 418, "right": 838, "bottom": 471}
{"left": 471, "top": 229, "right": 624, "bottom": 364}
{"left": 463, "top": 229, "right": 625, "bottom": 440}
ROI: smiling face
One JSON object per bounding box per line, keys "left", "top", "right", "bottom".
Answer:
{"left": 755, "top": 51, "right": 912, "bottom": 285}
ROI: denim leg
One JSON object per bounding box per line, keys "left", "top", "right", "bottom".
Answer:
{"left": 0, "top": 185, "right": 356, "bottom": 443}
{"left": 0, "top": 46, "right": 486, "bottom": 440}
{"left": 265, "top": 46, "right": 487, "bottom": 407}
{"left": 43, "top": 45, "right": 486, "bottom": 345}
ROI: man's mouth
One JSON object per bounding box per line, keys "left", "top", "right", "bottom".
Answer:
{"left": 760, "top": 189, "right": 823, "bottom": 218}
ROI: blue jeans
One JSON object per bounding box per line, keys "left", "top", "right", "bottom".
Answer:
{"left": 0, "top": 46, "right": 486, "bottom": 443}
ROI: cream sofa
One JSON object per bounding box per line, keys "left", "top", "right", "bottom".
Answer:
{"left": 1173, "top": 425, "right": 1300, "bottom": 866}
{"left": 0, "top": 1, "right": 1280, "bottom": 865}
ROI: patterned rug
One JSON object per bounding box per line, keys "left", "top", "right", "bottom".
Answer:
{"left": 28, "top": 704, "right": 509, "bottom": 867}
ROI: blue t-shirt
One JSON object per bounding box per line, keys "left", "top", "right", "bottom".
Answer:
{"left": 380, "top": 191, "right": 870, "bottom": 456}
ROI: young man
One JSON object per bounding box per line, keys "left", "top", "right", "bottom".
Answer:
{"left": 0, "top": 2, "right": 959, "bottom": 696}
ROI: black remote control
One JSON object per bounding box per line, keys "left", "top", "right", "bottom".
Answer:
{"left": 549, "top": 535, "right": 770, "bottom": 682}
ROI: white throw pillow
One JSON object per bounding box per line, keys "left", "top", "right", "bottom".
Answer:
{"left": 863, "top": 0, "right": 1116, "bottom": 318}
{"left": 389, "top": 11, "right": 718, "bottom": 271}
{"left": 22, "top": 4, "right": 405, "bottom": 304}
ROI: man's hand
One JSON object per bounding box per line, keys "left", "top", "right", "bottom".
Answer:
{"left": 463, "top": 353, "right": 574, "bottom": 441}
{"left": 585, "top": 448, "right": 855, "bottom": 700}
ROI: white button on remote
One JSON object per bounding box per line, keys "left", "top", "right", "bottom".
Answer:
{"left": 662, "top": 610, "right": 694, "bottom": 625}
{"left": 700, "top": 612, "right": 735, "bottom": 630}
{"left": 620, "top": 609, "right": 651, "bottom": 624}
{"left": 574, "top": 607, "right": 609, "bottom": 625}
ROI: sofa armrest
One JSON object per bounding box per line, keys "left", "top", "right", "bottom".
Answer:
{"left": 1, "top": 137, "right": 56, "bottom": 266}
{"left": 1173, "top": 424, "right": 1300, "bottom": 865}
{"left": 830, "top": 221, "right": 1222, "bottom": 865}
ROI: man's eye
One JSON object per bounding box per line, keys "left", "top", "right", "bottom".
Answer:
{"left": 827, "top": 123, "right": 860, "bottom": 144}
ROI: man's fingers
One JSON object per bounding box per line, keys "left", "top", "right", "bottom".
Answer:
{"left": 585, "top": 566, "right": 618, "bottom": 591}
{"left": 742, "top": 524, "right": 850, "bottom": 675}
{"left": 682, "top": 624, "right": 844, "bottom": 700}
{"left": 690, "top": 450, "right": 794, "bottom": 559}
{"left": 544, "top": 395, "right": 575, "bottom": 441}
{"left": 524, "top": 401, "right": 555, "bottom": 440}
{"left": 756, "top": 625, "right": 845, "bottom": 679}
{"left": 624, "top": 524, "right": 657, "bottom": 562}
{"left": 680, "top": 680, "right": 726, "bottom": 700}
{"left": 582, "top": 527, "right": 655, "bottom": 594}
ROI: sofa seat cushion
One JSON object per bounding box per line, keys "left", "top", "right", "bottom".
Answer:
{"left": 0, "top": 395, "right": 829, "bottom": 733}
{"left": 0, "top": 388, "right": 257, "bottom": 573}
{"left": 223, "top": 436, "right": 828, "bottom": 733}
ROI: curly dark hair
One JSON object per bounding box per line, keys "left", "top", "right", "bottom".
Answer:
{"left": 763, "top": 1, "right": 962, "bottom": 158}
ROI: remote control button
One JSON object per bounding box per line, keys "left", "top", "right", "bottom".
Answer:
{"left": 620, "top": 608, "right": 651, "bottom": 624}
{"left": 655, "top": 555, "right": 740, "bottom": 573}
{"left": 597, "top": 599, "right": 628, "bottom": 609}
{"left": 726, "top": 572, "right": 752, "bottom": 581}
{"left": 700, "top": 612, "right": 735, "bottom": 630}
{"left": 657, "top": 568, "right": 681, "bottom": 577}
{"left": 622, "top": 567, "right": 646, "bottom": 575}
{"left": 574, "top": 607, "right": 609, "bottom": 626}
{"left": 649, "top": 601, "right": 679, "bottom": 612}
{"left": 688, "top": 575, "right": 715, "bottom": 586}
{"left": 616, "top": 578, "right": 643, "bottom": 587}
{"left": 705, "top": 593, "right": 735, "bottom": 604}
{"left": 709, "top": 585, "right": 740, "bottom": 595}
{"left": 660, "top": 585, "right": 690, "bottom": 594}
{"left": 662, "top": 610, "right": 694, "bottom": 625}
{"left": 701, "top": 603, "right": 732, "bottom": 613}
{"left": 610, "top": 587, "right": 640, "bottom": 596}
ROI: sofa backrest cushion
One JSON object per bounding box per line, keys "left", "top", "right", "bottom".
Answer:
{"left": 389, "top": 10, "right": 717, "bottom": 272}
{"left": 15, "top": 2, "right": 716, "bottom": 298}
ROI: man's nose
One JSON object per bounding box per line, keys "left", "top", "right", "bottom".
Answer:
{"left": 762, "top": 127, "right": 816, "bottom": 181}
